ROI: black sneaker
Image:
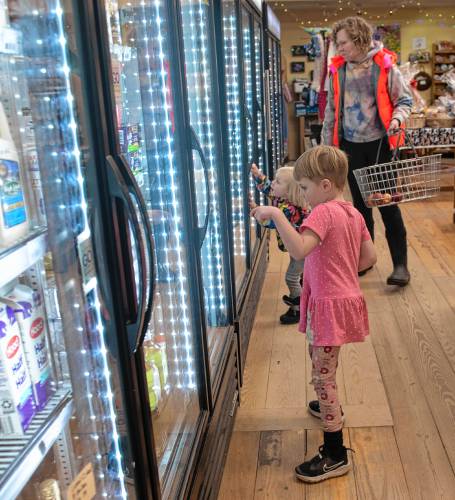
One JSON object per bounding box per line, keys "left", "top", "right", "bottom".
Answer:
{"left": 282, "top": 294, "right": 300, "bottom": 306}
{"left": 295, "top": 445, "right": 352, "bottom": 483}
{"left": 358, "top": 265, "right": 373, "bottom": 277}
{"left": 308, "top": 400, "right": 345, "bottom": 422}
{"left": 279, "top": 307, "right": 300, "bottom": 324}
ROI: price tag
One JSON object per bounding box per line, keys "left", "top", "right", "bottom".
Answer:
{"left": 77, "top": 233, "right": 96, "bottom": 289}
{"left": 67, "top": 463, "right": 96, "bottom": 500}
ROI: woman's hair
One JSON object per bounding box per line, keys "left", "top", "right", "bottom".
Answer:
{"left": 332, "top": 16, "right": 373, "bottom": 53}
{"left": 276, "top": 166, "right": 308, "bottom": 208}
{"left": 293, "top": 146, "right": 348, "bottom": 190}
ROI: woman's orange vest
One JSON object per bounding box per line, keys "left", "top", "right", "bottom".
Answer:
{"left": 329, "top": 48, "right": 405, "bottom": 149}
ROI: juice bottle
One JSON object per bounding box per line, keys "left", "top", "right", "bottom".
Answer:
{"left": 0, "top": 101, "right": 29, "bottom": 247}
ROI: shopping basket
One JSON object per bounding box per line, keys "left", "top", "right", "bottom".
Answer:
{"left": 353, "top": 131, "right": 442, "bottom": 208}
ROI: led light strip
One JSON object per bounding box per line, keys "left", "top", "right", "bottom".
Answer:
{"left": 243, "top": 23, "right": 257, "bottom": 232}
{"left": 223, "top": 13, "right": 246, "bottom": 258}
{"left": 144, "top": 0, "right": 194, "bottom": 388}
{"left": 184, "top": 3, "right": 226, "bottom": 320}
{"left": 268, "top": 47, "right": 276, "bottom": 172}
{"left": 254, "top": 26, "right": 265, "bottom": 193}
{"left": 53, "top": 4, "right": 126, "bottom": 497}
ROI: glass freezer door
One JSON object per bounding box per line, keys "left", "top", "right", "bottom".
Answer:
{"left": 0, "top": 1, "right": 127, "bottom": 498}
{"left": 103, "top": 0, "right": 205, "bottom": 496}
{"left": 178, "top": 0, "right": 231, "bottom": 381}
{"left": 241, "top": 7, "right": 260, "bottom": 260}
{"left": 221, "top": 1, "right": 248, "bottom": 296}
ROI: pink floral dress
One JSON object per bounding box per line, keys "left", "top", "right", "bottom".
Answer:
{"left": 299, "top": 200, "right": 370, "bottom": 346}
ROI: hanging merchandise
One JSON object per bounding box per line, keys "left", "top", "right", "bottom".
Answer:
{"left": 413, "top": 71, "right": 432, "bottom": 91}
{"left": 312, "top": 33, "right": 325, "bottom": 91}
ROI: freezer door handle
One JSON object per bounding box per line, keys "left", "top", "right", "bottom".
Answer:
{"left": 245, "top": 107, "right": 254, "bottom": 165}
{"left": 190, "top": 127, "right": 211, "bottom": 248}
{"left": 253, "top": 98, "right": 263, "bottom": 163}
{"left": 116, "top": 154, "right": 155, "bottom": 350}
{"left": 106, "top": 155, "right": 154, "bottom": 353}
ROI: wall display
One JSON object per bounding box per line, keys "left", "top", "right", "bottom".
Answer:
{"left": 412, "top": 37, "right": 427, "bottom": 50}
{"left": 291, "top": 45, "right": 306, "bottom": 56}
{"left": 374, "top": 24, "right": 401, "bottom": 63}
{"left": 290, "top": 61, "right": 305, "bottom": 73}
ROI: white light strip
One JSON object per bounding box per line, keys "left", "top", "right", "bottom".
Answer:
{"left": 54, "top": 4, "right": 126, "bottom": 497}
{"left": 148, "top": 0, "right": 193, "bottom": 388}
{"left": 184, "top": 4, "right": 227, "bottom": 323}
{"left": 223, "top": 13, "right": 246, "bottom": 258}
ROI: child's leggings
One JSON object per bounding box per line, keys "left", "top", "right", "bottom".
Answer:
{"left": 285, "top": 256, "right": 304, "bottom": 300}
{"left": 309, "top": 344, "right": 343, "bottom": 432}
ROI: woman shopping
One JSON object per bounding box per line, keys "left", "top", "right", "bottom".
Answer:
{"left": 322, "top": 16, "right": 413, "bottom": 286}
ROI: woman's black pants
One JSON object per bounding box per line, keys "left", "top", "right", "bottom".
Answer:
{"left": 342, "top": 138, "right": 408, "bottom": 267}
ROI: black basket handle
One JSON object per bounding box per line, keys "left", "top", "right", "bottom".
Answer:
{"left": 375, "top": 128, "right": 418, "bottom": 165}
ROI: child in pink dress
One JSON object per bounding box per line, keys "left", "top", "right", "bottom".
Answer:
{"left": 251, "top": 145, "right": 377, "bottom": 484}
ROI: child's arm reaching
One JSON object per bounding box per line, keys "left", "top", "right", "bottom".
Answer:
{"left": 251, "top": 205, "right": 318, "bottom": 260}
{"left": 251, "top": 163, "right": 272, "bottom": 196}
{"left": 359, "top": 238, "right": 377, "bottom": 271}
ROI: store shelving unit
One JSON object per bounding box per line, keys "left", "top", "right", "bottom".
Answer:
{"left": 0, "top": 389, "right": 72, "bottom": 498}
{"left": 432, "top": 43, "right": 455, "bottom": 101}
{"left": 0, "top": 229, "right": 46, "bottom": 289}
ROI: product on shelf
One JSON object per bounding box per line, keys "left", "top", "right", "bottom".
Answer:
{"left": 0, "top": 302, "right": 35, "bottom": 434}
{"left": 1, "top": 284, "right": 52, "bottom": 410}
{"left": 146, "top": 358, "right": 162, "bottom": 412}
{"left": 0, "top": 101, "right": 29, "bottom": 247}
{"left": 38, "top": 478, "right": 61, "bottom": 500}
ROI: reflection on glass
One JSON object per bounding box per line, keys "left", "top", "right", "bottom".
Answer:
{"left": 105, "top": 0, "right": 201, "bottom": 494}
{"left": 179, "top": 0, "right": 229, "bottom": 374}
{"left": 1, "top": 1, "right": 126, "bottom": 497}
{"left": 222, "top": 1, "right": 247, "bottom": 293}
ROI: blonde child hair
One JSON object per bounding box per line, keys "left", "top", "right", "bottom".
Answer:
{"left": 276, "top": 166, "right": 308, "bottom": 208}
{"left": 293, "top": 146, "right": 348, "bottom": 190}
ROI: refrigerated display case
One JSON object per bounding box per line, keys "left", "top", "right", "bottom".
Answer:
{"left": 0, "top": 1, "right": 129, "bottom": 497}
{"left": 177, "top": 0, "right": 235, "bottom": 394}
{"left": 220, "top": 1, "right": 249, "bottom": 300}
{"left": 82, "top": 0, "right": 240, "bottom": 498}
{"left": 264, "top": 4, "right": 283, "bottom": 176}
{"left": 99, "top": 1, "right": 214, "bottom": 497}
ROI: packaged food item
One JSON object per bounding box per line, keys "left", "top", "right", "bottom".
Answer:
{"left": 0, "top": 101, "right": 29, "bottom": 247}
{"left": 38, "top": 478, "right": 61, "bottom": 500}
{"left": 144, "top": 344, "right": 162, "bottom": 412}
{"left": 1, "top": 284, "right": 52, "bottom": 410}
{"left": 0, "top": 302, "right": 35, "bottom": 434}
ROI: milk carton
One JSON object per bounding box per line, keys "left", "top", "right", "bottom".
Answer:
{"left": 1, "top": 284, "right": 52, "bottom": 410}
{"left": 0, "top": 303, "right": 35, "bottom": 434}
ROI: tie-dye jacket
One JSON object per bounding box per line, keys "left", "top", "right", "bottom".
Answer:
{"left": 322, "top": 42, "right": 412, "bottom": 145}
{"left": 254, "top": 175, "right": 309, "bottom": 252}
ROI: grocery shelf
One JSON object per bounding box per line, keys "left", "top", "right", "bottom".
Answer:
{"left": 0, "top": 228, "right": 47, "bottom": 289}
{"left": 0, "top": 388, "right": 72, "bottom": 499}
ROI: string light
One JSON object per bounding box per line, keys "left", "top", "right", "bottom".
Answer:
{"left": 222, "top": 12, "right": 247, "bottom": 261}
{"left": 183, "top": 3, "right": 228, "bottom": 331}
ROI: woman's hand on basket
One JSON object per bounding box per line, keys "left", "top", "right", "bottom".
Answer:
{"left": 388, "top": 118, "right": 401, "bottom": 135}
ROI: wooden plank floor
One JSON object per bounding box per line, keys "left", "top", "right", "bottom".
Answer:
{"left": 219, "top": 191, "right": 455, "bottom": 499}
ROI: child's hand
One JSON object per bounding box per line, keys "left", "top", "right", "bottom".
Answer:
{"left": 250, "top": 163, "right": 262, "bottom": 179}
{"left": 248, "top": 195, "right": 257, "bottom": 210}
{"left": 250, "top": 205, "right": 278, "bottom": 223}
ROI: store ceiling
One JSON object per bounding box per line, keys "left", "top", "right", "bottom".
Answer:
{"left": 266, "top": 0, "right": 455, "bottom": 24}
{"left": 268, "top": 0, "right": 455, "bottom": 6}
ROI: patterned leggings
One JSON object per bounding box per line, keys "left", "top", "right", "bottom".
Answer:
{"left": 309, "top": 344, "right": 343, "bottom": 432}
